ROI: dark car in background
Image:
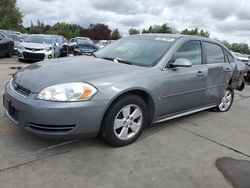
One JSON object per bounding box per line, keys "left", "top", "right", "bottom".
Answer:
{"left": 6, "top": 33, "right": 23, "bottom": 54}
{"left": 0, "top": 32, "right": 14, "bottom": 57}
{"left": 52, "top": 35, "right": 69, "bottom": 57}
{"left": 69, "top": 37, "right": 98, "bottom": 55}
{"left": 245, "top": 58, "right": 250, "bottom": 82}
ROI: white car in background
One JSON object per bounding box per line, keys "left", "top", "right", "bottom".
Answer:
{"left": 233, "top": 52, "right": 250, "bottom": 64}
{"left": 17, "top": 34, "right": 60, "bottom": 62}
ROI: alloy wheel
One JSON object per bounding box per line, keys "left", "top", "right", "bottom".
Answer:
{"left": 218, "top": 90, "right": 233, "bottom": 112}
{"left": 113, "top": 104, "right": 143, "bottom": 141}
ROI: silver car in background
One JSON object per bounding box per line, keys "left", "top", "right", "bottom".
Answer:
{"left": 3, "top": 34, "right": 246, "bottom": 146}
{"left": 17, "top": 34, "right": 60, "bottom": 62}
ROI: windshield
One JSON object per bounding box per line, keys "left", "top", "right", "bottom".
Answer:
{"left": 24, "top": 35, "right": 52, "bottom": 44}
{"left": 7, "top": 34, "right": 22, "bottom": 41}
{"left": 95, "top": 35, "right": 175, "bottom": 67}
{"left": 76, "top": 38, "right": 94, "bottom": 45}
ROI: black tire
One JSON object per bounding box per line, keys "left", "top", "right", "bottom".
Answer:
{"left": 213, "top": 87, "right": 234, "bottom": 112}
{"left": 5, "top": 46, "right": 12, "bottom": 58}
{"left": 101, "top": 95, "right": 148, "bottom": 147}
{"left": 18, "top": 58, "right": 25, "bottom": 62}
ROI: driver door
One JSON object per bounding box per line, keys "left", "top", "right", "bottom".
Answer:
{"left": 158, "top": 40, "right": 207, "bottom": 116}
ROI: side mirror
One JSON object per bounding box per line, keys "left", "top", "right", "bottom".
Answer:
{"left": 55, "top": 42, "right": 59, "bottom": 47}
{"left": 171, "top": 58, "right": 192, "bottom": 68}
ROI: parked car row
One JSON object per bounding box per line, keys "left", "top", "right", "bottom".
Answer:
{"left": 0, "top": 29, "right": 114, "bottom": 62}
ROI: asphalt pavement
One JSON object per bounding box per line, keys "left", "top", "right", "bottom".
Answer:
{"left": 0, "top": 57, "right": 250, "bottom": 188}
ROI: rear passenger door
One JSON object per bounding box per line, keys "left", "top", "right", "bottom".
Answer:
{"left": 203, "top": 42, "right": 232, "bottom": 104}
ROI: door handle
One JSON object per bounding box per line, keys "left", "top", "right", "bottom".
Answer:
{"left": 196, "top": 71, "right": 205, "bottom": 77}
{"left": 225, "top": 68, "right": 232, "bottom": 72}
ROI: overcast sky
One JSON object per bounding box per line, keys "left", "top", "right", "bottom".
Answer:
{"left": 17, "top": 0, "right": 250, "bottom": 45}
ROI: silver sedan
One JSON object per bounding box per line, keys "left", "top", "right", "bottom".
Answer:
{"left": 3, "top": 34, "right": 246, "bottom": 146}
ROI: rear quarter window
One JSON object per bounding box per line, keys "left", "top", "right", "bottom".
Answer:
{"left": 203, "top": 42, "right": 225, "bottom": 64}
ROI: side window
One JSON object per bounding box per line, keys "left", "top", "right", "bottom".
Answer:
{"left": 170, "top": 41, "right": 202, "bottom": 65}
{"left": 225, "top": 50, "right": 234, "bottom": 63}
{"left": 204, "top": 42, "right": 225, "bottom": 64}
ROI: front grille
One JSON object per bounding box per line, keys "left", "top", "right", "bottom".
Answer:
{"left": 28, "top": 122, "right": 76, "bottom": 133}
{"left": 25, "top": 47, "right": 43, "bottom": 51}
{"left": 23, "top": 52, "right": 45, "bottom": 60}
{"left": 11, "top": 79, "right": 31, "bottom": 97}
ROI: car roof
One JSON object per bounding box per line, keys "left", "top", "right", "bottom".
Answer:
{"left": 29, "top": 34, "right": 52, "bottom": 37}
{"left": 132, "top": 33, "right": 216, "bottom": 42}
{"left": 128, "top": 34, "right": 226, "bottom": 50}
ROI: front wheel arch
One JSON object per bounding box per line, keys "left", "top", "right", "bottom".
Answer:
{"left": 99, "top": 89, "right": 156, "bottom": 133}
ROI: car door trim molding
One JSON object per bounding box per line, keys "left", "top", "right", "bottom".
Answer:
{"left": 154, "top": 104, "right": 217, "bottom": 123}
{"left": 161, "top": 84, "right": 227, "bottom": 99}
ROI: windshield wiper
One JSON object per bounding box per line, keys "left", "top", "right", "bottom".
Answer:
{"left": 101, "top": 57, "right": 133, "bottom": 65}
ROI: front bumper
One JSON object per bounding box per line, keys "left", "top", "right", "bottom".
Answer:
{"left": 17, "top": 49, "right": 54, "bottom": 61}
{"left": 3, "top": 81, "right": 108, "bottom": 139}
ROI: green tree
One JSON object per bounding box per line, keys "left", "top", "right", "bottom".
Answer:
{"left": 79, "top": 23, "right": 111, "bottom": 40}
{"left": 142, "top": 23, "right": 177, "bottom": 34}
{"left": 110, "top": 28, "right": 121, "bottom": 40}
{"left": 129, "top": 28, "right": 140, "bottom": 35}
{"left": 181, "top": 27, "right": 210, "bottom": 37}
{"left": 41, "top": 22, "right": 80, "bottom": 38}
{"left": 231, "top": 43, "right": 250, "bottom": 54}
{"left": 28, "top": 20, "right": 45, "bottom": 34}
{"left": 220, "top": 40, "right": 232, "bottom": 49}
{"left": 0, "top": 0, "right": 23, "bottom": 31}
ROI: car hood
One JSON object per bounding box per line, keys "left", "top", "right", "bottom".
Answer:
{"left": 20, "top": 42, "right": 52, "bottom": 49}
{"left": 14, "top": 56, "right": 146, "bottom": 92}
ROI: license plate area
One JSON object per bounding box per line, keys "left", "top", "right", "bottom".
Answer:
{"left": 3, "top": 95, "right": 14, "bottom": 115}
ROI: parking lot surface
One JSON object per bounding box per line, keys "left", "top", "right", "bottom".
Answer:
{"left": 0, "top": 57, "right": 250, "bottom": 188}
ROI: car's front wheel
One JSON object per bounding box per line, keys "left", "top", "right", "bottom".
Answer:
{"left": 101, "top": 95, "right": 148, "bottom": 147}
{"left": 5, "top": 46, "right": 12, "bottom": 58}
{"left": 214, "top": 87, "right": 234, "bottom": 112}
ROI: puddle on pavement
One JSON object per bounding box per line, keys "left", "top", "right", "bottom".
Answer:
{"left": 9, "top": 66, "right": 22, "bottom": 70}
{"left": 216, "top": 157, "right": 250, "bottom": 188}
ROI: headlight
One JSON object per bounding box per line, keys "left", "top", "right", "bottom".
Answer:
{"left": 74, "top": 48, "right": 81, "bottom": 52}
{"left": 37, "top": 82, "right": 97, "bottom": 101}
{"left": 44, "top": 47, "right": 52, "bottom": 52}
{"left": 18, "top": 45, "right": 25, "bottom": 50}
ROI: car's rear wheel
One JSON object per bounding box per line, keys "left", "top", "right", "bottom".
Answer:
{"left": 213, "top": 87, "right": 234, "bottom": 112}
{"left": 101, "top": 95, "right": 148, "bottom": 147}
